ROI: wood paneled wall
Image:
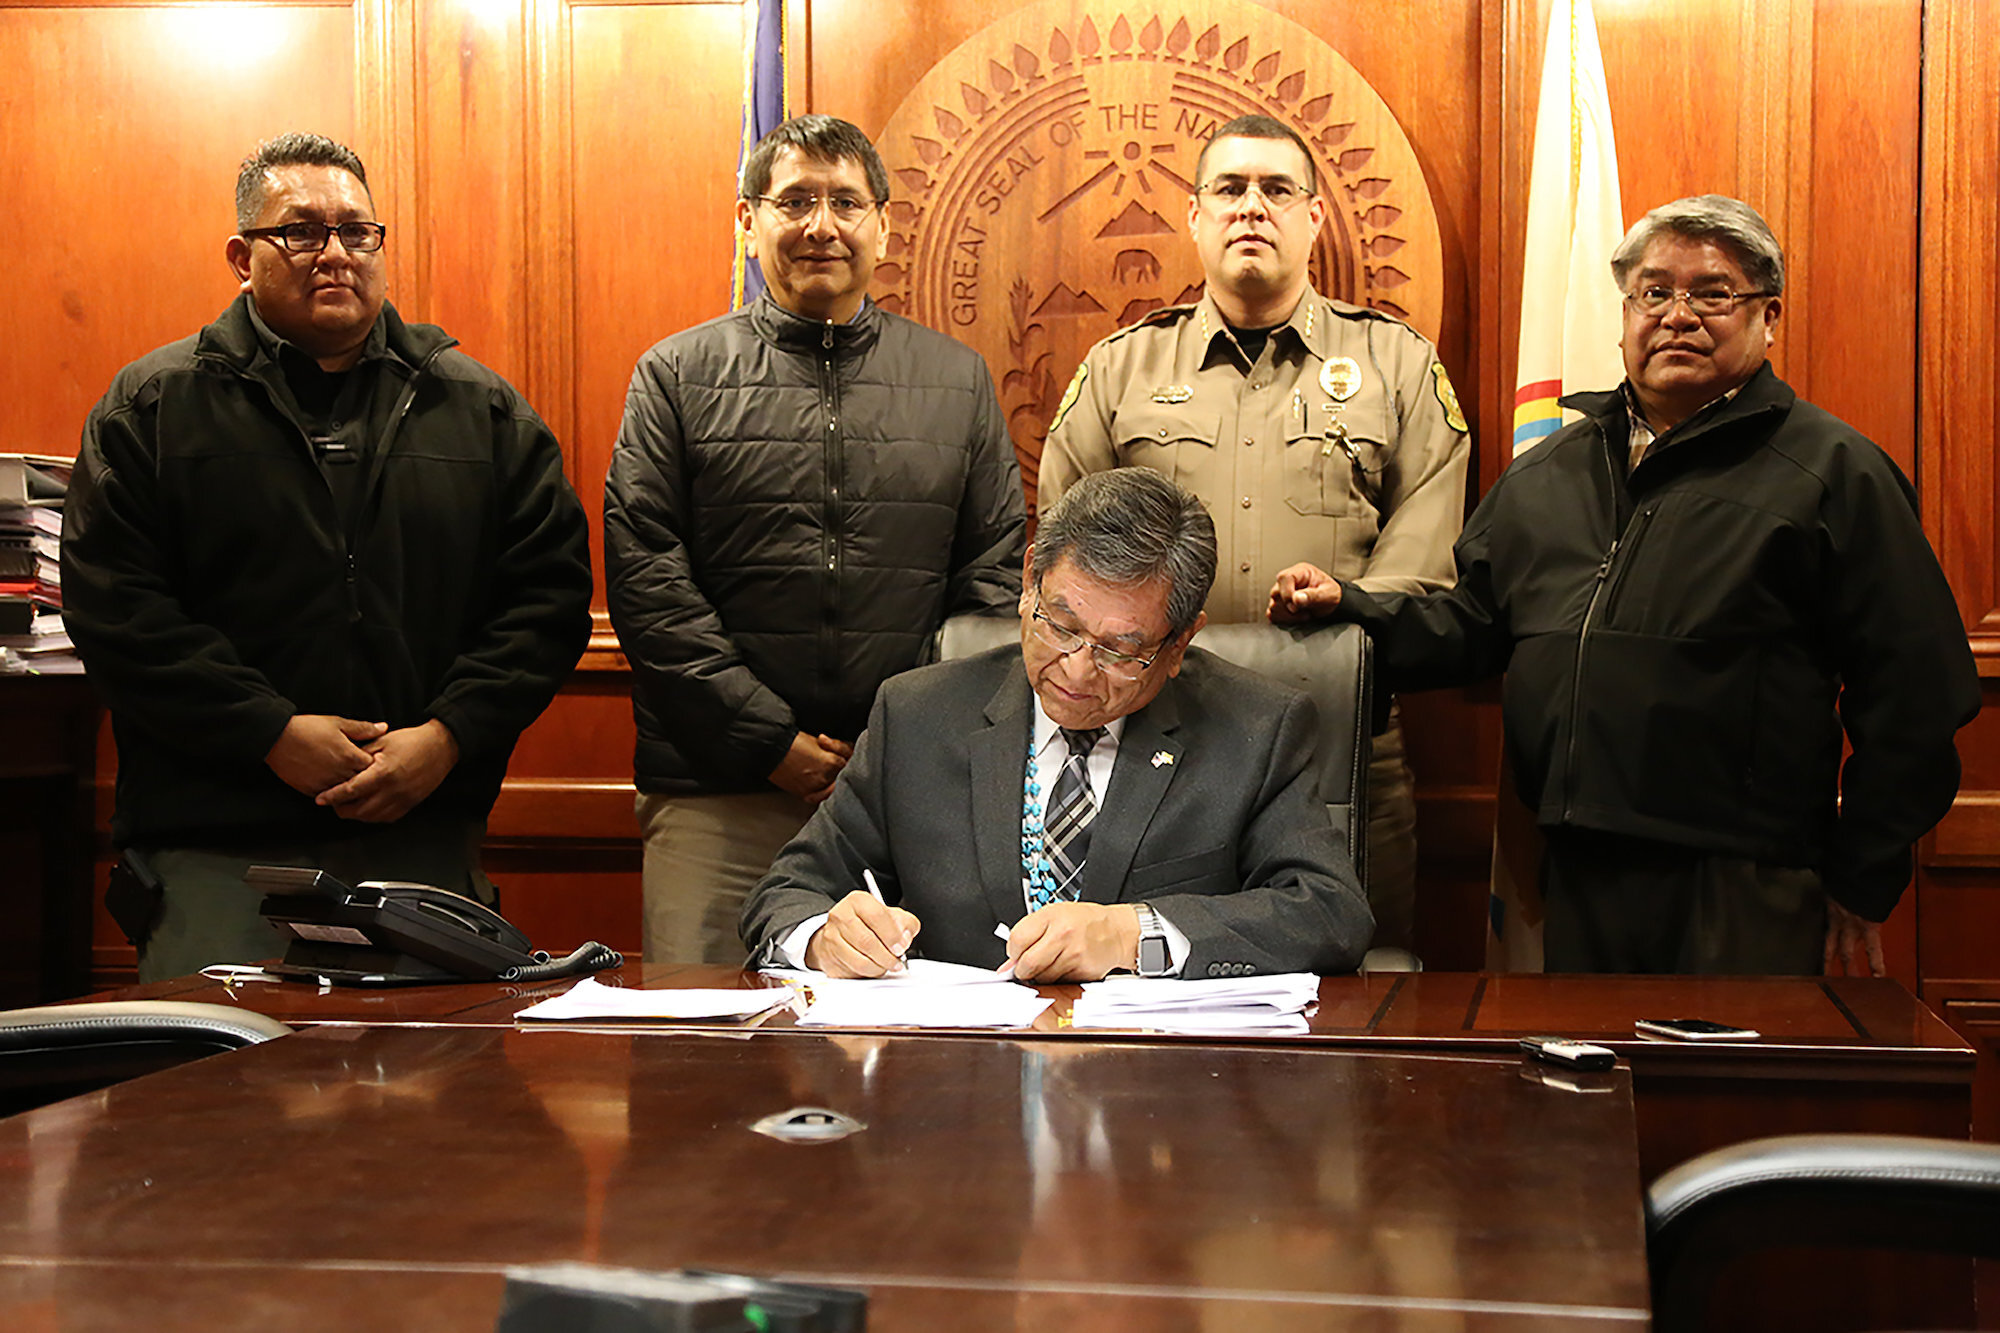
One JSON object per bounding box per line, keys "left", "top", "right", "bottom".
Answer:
{"left": 4, "top": 0, "right": 1993, "bottom": 996}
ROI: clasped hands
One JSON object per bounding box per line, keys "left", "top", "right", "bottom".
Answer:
{"left": 265, "top": 713, "right": 459, "bottom": 823}
{"left": 769, "top": 731, "right": 854, "bottom": 804}
{"left": 804, "top": 892, "right": 1142, "bottom": 983}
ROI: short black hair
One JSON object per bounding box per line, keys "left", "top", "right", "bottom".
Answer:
{"left": 1195, "top": 115, "right": 1318, "bottom": 195}
{"left": 236, "top": 133, "right": 372, "bottom": 231}
{"left": 739, "top": 114, "right": 890, "bottom": 203}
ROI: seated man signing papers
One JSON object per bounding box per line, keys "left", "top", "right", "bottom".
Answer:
{"left": 741, "top": 468, "right": 1373, "bottom": 981}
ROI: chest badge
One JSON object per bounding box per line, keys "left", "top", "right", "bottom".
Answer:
{"left": 1150, "top": 385, "right": 1194, "bottom": 404}
{"left": 1319, "top": 356, "right": 1362, "bottom": 402}
{"left": 1151, "top": 750, "right": 1175, "bottom": 768}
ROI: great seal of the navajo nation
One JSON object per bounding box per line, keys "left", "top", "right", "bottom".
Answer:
{"left": 875, "top": 0, "right": 1443, "bottom": 482}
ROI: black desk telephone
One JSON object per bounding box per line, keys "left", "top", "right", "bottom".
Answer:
{"left": 249, "top": 866, "right": 621, "bottom": 986}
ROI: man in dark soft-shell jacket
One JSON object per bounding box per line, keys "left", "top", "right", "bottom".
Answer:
{"left": 1270, "top": 195, "right": 1978, "bottom": 977}
{"left": 64, "top": 133, "right": 593, "bottom": 981}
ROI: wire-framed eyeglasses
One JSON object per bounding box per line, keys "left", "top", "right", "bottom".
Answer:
{"left": 1624, "top": 285, "right": 1775, "bottom": 318}
{"left": 752, "top": 194, "right": 882, "bottom": 224}
{"left": 241, "top": 220, "right": 387, "bottom": 254}
{"left": 1030, "top": 591, "right": 1172, "bottom": 680}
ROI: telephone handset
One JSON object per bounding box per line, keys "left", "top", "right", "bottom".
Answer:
{"left": 249, "top": 865, "right": 620, "bottom": 987}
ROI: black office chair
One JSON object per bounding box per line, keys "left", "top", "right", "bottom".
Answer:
{"left": 934, "top": 615, "right": 1415, "bottom": 971}
{"left": 1646, "top": 1133, "right": 2000, "bottom": 1333}
{"left": 0, "top": 1000, "right": 294, "bottom": 1117}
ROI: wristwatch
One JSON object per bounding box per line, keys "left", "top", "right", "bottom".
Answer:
{"left": 1134, "top": 903, "right": 1172, "bottom": 977}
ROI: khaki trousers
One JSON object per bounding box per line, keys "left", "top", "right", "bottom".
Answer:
{"left": 637, "top": 790, "right": 815, "bottom": 965}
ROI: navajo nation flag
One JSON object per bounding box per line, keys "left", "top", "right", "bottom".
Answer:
{"left": 1511, "top": 0, "right": 1624, "bottom": 457}
{"left": 1492, "top": 0, "right": 1625, "bottom": 972}
{"left": 730, "top": 0, "right": 788, "bottom": 309}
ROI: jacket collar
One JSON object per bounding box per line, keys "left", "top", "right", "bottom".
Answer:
{"left": 1562, "top": 361, "right": 1794, "bottom": 451}
{"left": 195, "top": 293, "right": 457, "bottom": 377}
{"left": 751, "top": 291, "right": 882, "bottom": 358}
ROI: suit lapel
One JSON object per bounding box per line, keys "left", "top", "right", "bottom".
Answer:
{"left": 1079, "top": 681, "right": 1184, "bottom": 904}
{"left": 971, "top": 664, "right": 1034, "bottom": 926}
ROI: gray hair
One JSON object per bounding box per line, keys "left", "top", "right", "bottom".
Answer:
{"left": 1610, "top": 194, "right": 1785, "bottom": 295}
{"left": 739, "top": 114, "right": 890, "bottom": 203}
{"left": 1033, "top": 470, "right": 1216, "bottom": 634}
{"left": 236, "top": 133, "right": 371, "bottom": 231}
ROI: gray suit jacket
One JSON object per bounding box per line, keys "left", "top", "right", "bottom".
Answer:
{"left": 740, "top": 644, "right": 1374, "bottom": 976}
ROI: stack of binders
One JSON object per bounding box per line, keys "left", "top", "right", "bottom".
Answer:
{"left": 0, "top": 454, "right": 81, "bottom": 673}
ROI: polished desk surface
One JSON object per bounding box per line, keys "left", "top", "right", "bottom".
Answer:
{"left": 115, "top": 965, "right": 1976, "bottom": 1078}
{"left": 0, "top": 1023, "right": 1649, "bottom": 1330}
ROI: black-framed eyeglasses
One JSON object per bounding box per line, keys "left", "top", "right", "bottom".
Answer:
{"left": 1194, "top": 175, "right": 1313, "bottom": 212}
{"left": 242, "top": 220, "right": 387, "bottom": 254}
{"left": 1624, "top": 285, "right": 1774, "bottom": 318}
{"left": 751, "top": 193, "right": 882, "bottom": 224}
{"left": 1031, "top": 590, "right": 1171, "bottom": 680}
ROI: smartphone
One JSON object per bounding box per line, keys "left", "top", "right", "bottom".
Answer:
{"left": 1635, "top": 1017, "right": 1760, "bottom": 1041}
{"left": 1519, "top": 1035, "right": 1616, "bottom": 1071}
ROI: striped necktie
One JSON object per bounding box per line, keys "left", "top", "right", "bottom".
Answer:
{"left": 1042, "top": 726, "right": 1106, "bottom": 903}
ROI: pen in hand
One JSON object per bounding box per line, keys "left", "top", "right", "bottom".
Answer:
{"left": 863, "top": 868, "right": 909, "bottom": 971}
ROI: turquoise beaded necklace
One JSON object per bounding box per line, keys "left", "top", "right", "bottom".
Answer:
{"left": 1020, "top": 745, "right": 1065, "bottom": 909}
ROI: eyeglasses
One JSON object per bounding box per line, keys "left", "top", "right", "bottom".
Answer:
{"left": 1624, "top": 285, "right": 1774, "bottom": 318}
{"left": 1031, "top": 591, "right": 1171, "bottom": 680}
{"left": 753, "top": 193, "right": 882, "bottom": 224}
{"left": 1195, "top": 176, "right": 1313, "bottom": 212}
{"left": 241, "top": 220, "right": 387, "bottom": 254}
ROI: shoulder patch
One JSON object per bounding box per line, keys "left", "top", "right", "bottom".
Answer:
{"left": 1431, "top": 362, "right": 1468, "bottom": 433}
{"left": 1100, "top": 301, "right": 1198, "bottom": 347}
{"left": 1321, "top": 295, "right": 1429, "bottom": 339}
{"left": 1049, "top": 361, "right": 1088, "bottom": 435}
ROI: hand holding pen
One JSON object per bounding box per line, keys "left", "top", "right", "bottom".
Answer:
{"left": 802, "top": 867, "right": 922, "bottom": 978}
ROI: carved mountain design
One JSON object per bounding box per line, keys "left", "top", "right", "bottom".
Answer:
{"left": 1096, "top": 201, "right": 1176, "bottom": 238}
{"left": 1032, "top": 283, "right": 1107, "bottom": 316}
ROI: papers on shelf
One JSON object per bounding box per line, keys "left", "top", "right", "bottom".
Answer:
{"left": 516, "top": 976, "right": 795, "bottom": 1023}
{"left": 764, "top": 958, "right": 1053, "bottom": 1029}
{"left": 1067, "top": 972, "right": 1322, "bottom": 1034}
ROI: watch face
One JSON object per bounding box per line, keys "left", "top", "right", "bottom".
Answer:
{"left": 1138, "top": 933, "right": 1171, "bottom": 976}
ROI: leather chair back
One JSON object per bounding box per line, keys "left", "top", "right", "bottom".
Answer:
{"left": 1646, "top": 1132, "right": 2000, "bottom": 1332}
{"left": 0, "top": 1000, "right": 293, "bottom": 1116}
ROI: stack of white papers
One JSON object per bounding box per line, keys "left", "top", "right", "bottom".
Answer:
{"left": 767, "top": 959, "right": 1053, "bottom": 1029}
{"left": 1067, "top": 972, "right": 1323, "bottom": 1033}
{"left": 516, "top": 977, "right": 796, "bottom": 1023}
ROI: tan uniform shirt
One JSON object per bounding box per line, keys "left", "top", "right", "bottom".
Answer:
{"left": 1041, "top": 290, "right": 1470, "bottom": 622}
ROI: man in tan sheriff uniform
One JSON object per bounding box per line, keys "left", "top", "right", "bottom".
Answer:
{"left": 1039, "top": 114, "right": 1469, "bottom": 951}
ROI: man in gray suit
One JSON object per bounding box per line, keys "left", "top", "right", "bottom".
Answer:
{"left": 741, "top": 468, "right": 1373, "bottom": 981}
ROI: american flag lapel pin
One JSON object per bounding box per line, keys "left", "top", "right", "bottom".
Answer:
{"left": 1151, "top": 750, "right": 1174, "bottom": 768}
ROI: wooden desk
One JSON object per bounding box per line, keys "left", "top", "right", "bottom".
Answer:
{"left": 119, "top": 967, "right": 1976, "bottom": 1175}
{"left": 0, "top": 1025, "right": 1649, "bottom": 1330}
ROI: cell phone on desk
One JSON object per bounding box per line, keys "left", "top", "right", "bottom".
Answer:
{"left": 1635, "top": 1017, "right": 1760, "bottom": 1041}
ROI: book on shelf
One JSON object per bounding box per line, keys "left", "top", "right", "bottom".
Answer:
{"left": 0, "top": 455, "right": 71, "bottom": 508}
